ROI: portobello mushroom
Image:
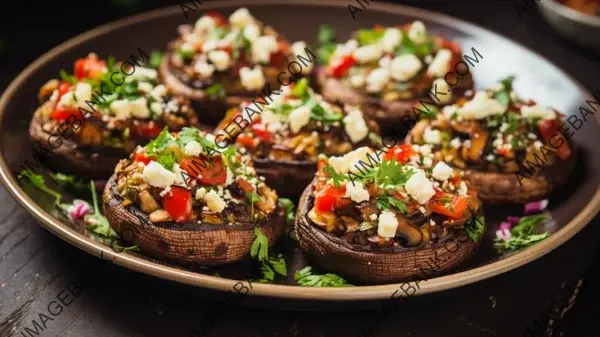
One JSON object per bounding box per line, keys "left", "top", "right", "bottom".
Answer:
{"left": 29, "top": 54, "right": 198, "bottom": 178}
{"left": 102, "top": 127, "right": 285, "bottom": 265}
{"left": 294, "top": 146, "right": 485, "bottom": 284}
{"left": 315, "top": 22, "right": 473, "bottom": 136}
{"left": 406, "top": 77, "right": 577, "bottom": 204}
{"left": 214, "top": 78, "right": 381, "bottom": 198}
{"left": 159, "top": 8, "right": 311, "bottom": 126}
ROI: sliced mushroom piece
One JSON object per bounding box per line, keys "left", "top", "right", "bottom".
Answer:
{"left": 138, "top": 190, "right": 160, "bottom": 213}
{"left": 395, "top": 216, "right": 423, "bottom": 247}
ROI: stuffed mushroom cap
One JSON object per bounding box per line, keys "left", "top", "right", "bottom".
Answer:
{"left": 295, "top": 145, "right": 485, "bottom": 283}
{"left": 102, "top": 126, "right": 285, "bottom": 265}
{"left": 214, "top": 78, "right": 381, "bottom": 198}
{"left": 406, "top": 77, "right": 576, "bottom": 203}
{"left": 316, "top": 21, "right": 473, "bottom": 135}
{"left": 29, "top": 53, "right": 198, "bottom": 178}
{"left": 160, "top": 8, "right": 313, "bottom": 125}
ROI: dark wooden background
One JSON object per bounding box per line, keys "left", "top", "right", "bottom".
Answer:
{"left": 1, "top": 1, "right": 600, "bottom": 336}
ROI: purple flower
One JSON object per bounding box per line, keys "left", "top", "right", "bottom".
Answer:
{"left": 495, "top": 228, "right": 512, "bottom": 241}
{"left": 67, "top": 199, "right": 93, "bottom": 221}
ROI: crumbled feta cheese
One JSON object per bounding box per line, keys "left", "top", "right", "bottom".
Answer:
{"left": 202, "top": 40, "right": 218, "bottom": 53}
{"left": 150, "top": 84, "right": 168, "bottom": 102}
{"left": 521, "top": 104, "right": 557, "bottom": 120}
{"left": 349, "top": 73, "right": 366, "bottom": 88}
{"left": 345, "top": 181, "right": 370, "bottom": 203}
{"left": 533, "top": 140, "right": 543, "bottom": 148}
{"left": 424, "top": 55, "right": 433, "bottom": 64}
{"left": 288, "top": 106, "right": 311, "bottom": 133}
{"left": 172, "top": 163, "right": 189, "bottom": 187}
{"left": 353, "top": 44, "right": 383, "bottom": 64}
{"left": 485, "top": 154, "right": 495, "bottom": 161}
{"left": 380, "top": 28, "right": 402, "bottom": 53}
{"left": 142, "top": 161, "right": 176, "bottom": 188}
{"left": 208, "top": 50, "right": 231, "bottom": 71}
{"left": 458, "top": 91, "right": 506, "bottom": 120}
{"left": 423, "top": 127, "right": 441, "bottom": 144}
{"left": 499, "top": 122, "right": 509, "bottom": 133}
{"left": 377, "top": 210, "right": 399, "bottom": 238}
{"left": 422, "top": 157, "right": 433, "bottom": 168}
{"left": 343, "top": 107, "right": 369, "bottom": 143}
{"left": 225, "top": 168, "right": 234, "bottom": 186}
{"left": 427, "top": 49, "right": 452, "bottom": 78}
{"left": 450, "top": 137, "right": 462, "bottom": 149}
{"left": 389, "top": 54, "right": 422, "bottom": 81}
{"left": 180, "top": 41, "right": 195, "bottom": 54}
{"left": 165, "top": 100, "right": 179, "bottom": 113}
{"left": 432, "top": 162, "right": 453, "bottom": 181}
{"left": 204, "top": 190, "right": 227, "bottom": 213}
{"left": 195, "top": 16, "right": 216, "bottom": 33}
{"left": 528, "top": 132, "right": 537, "bottom": 140}
{"left": 110, "top": 100, "right": 131, "bottom": 120}
{"left": 129, "top": 97, "right": 150, "bottom": 119}
{"left": 195, "top": 187, "right": 207, "bottom": 200}
{"left": 365, "top": 67, "right": 390, "bottom": 93}
{"left": 408, "top": 20, "right": 427, "bottom": 44}
{"left": 159, "top": 186, "right": 171, "bottom": 197}
{"left": 332, "top": 39, "right": 358, "bottom": 59}
{"left": 194, "top": 61, "right": 215, "bottom": 78}
{"left": 457, "top": 181, "right": 468, "bottom": 196}
{"left": 432, "top": 78, "right": 452, "bottom": 104}
{"left": 292, "top": 41, "right": 313, "bottom": 74}
{"left": 328, "top": 147, "right": 374, "bottom": 174}
{"left": 239, "top": 66, "right": 265, "bottom": 91}
{"left": 252, "top": 35, "right": 278, "bottom": 64}
{"left": 184, "top": 140, "right": 203, "bottom": 156}
{"left": 59, "top": 83, "right": 93, "bottom": 108}
{"left": 243, "top": 23, "right": 261, "bottom": 42}
{"left": 127, "top": 67, "right": 157, "bottom": 82}
{"left": 137, "top": 82, "right": 153, "bottom": 93}
{"left": 229, "top": 8, "right": 254, "bottom": 29}
{"left": 370, "top": 214, "right": 378, "bottom": 221}
{"left": 404, "top": 170, "right": 435, "bottom": 204}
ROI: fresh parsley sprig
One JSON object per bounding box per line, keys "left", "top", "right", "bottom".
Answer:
{"left": 465, "top": 210, "right": 485, "bottom": 242}
{"left": 49, "top": 172, "right": 89, "bottom": 191}
{"left": 18, "top": 170, "right": 62, "bottom": 204}
{"left": 316, "top": 25, "right": 337, "bottom": 64}
{"left": 375, "top": 196, "right": 408, "bottom": 214}
{"left": 85, "top": 181, "right": 118, "bottom": 239}
{"left": 323, "top": 164, "right": 345, "bottom": 188}
{"left": 494, "top": 75, "right": 516, "bottom": 106}
{"left": 250, "top": 228, "right": 287, "bottom": 283}
{"left": 294, "top": 266, "right": 353, "bottom": 287}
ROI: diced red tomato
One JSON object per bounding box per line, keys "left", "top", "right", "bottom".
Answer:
{"left": 52, "top": 106, "right": 82, "bottom": 122}
{"left": 385, "top": 144, "right": 415, "bottom": 164}
{"left": 236, "top": 133, "right": 256, "bottom": 149}
{"left": 180, "top": 156, "right": 227, "bottom": 185}
{"left": 134, "top": 152, "right": 155, "bottom": 165}
{"left": 237, "top": 179, "right": 255, "bottom": 193}
{"left": 429, "top": 193, "right": 469, "bottom": 219}
{"left": 163, "top": 186, "right": 193, "bottom": 223}
{"left": 58, "top": 82, "right": 72, "bottom": 99}
{"left": 205, "top": 12, "right": 227, "bottom": 26}
{"left": 133, "top": 121, "right": 163, "bottom": 139}
{"left": 250, "top": 123, "right": 274, "bottom": 143}
{"left": 539, "top": 119, "right": 571, "bottom": 160}
{"left": 314, "top": 185, "right": 347, "bottom": 213}
{"left": 74, "top": 54, "right": 106, "bottom": 80}
{"left": 329, "top": 54, "right": 356, "bottom": 78}
{"left": 497, "top": 147, "right": 513, "bottom": 158}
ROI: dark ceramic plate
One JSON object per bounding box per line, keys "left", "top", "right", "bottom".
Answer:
{"left": 1, "top": 0, "right": 599, "bottom": 303}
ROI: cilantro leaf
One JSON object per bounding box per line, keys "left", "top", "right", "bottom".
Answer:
{"left": 375, "top": 196, "right": 408, "bottom": 213}
{"left": 317, "top": 25, "right": 337, "bottom": 64}
{"left": 494, "top": 75, "right": 516, "bottom": 106}
{"left": 144, "top": 127, "right": 173, "bottom": 156}
{"left": 294, "top": 266, "right": 353, "bottom": 287}
{"left": 278, "top": 198, "right": 296, "bottom": 225}
{"left": 156, "top": 151, "right": 176, "bottom": 170}
{"left": 323, "top": 164, "right": 345, "bottom": 188}
{"left": 310, "top": 103, "right": 343, "bottom": 123}
{"left": 375, "top": 160, "right": 416, "bottom": 187}
{"left": 250, "top": 228, "right": 287, "bottom": 283}
{"left": 250, "top": 227, "right": 269, "bottom": 262}
{"left": 148, "top": 50, "right": 164, "bottom": 69}
{"left": 396, "top": 31, "right": 433, "bottom": 57}
{"left": 318, "top": 25, "right": 336, "bottom": 44}
{"left": 465, "top": 211, "right": 485, "bottom": 242}
{"left": 292, "top": 78, "right": 310, "bottom": 100}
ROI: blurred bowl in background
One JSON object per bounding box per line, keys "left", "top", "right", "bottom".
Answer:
{"left": 539, "top": 0, "right": 600, "bottom": 51}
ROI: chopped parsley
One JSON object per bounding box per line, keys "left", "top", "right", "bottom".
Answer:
{"left": 323, "top": 164, "right": 345, "bottom": 188}
{"left": 494, "top": 75, "right": 515, "bottom": 106}
{"left": 375, "top": 196, "right": 408, "bottom": 214}
{"left": 375, "top": 160, "right": 416, "bottom": 186}
{"left": 396, "top": 31, "right": 433, "bottom": 57}
{"left": 310, "top": 103, "right": 343, "bottom": 123}
{"left": 148, "top": 50, "right": 164, "bottom": 69}
{"left": 295, "top": 266, "right": 353, "bottom": 287}
{"left": 49, "top": 172, "right": 89, "bottom": 191}
{"left": 86, "top": 181, "right": 118, "bottom": 239}
{"left": 278, "top": 198, "right": 296, "bottom": 226}
{"left": 465, "top": 211, "right": 485, "bottom": 242}
{"left": 355, "top": 28, "right": 385, "bottom": 46}
{"left": 60, "top": 70, "right": 78, "bottom": 84}
{"left": 292, "top": 78, "right": 310, "bottom": 99}
{"left": 317, "top": 25, "right": 337, "bottom": 64}
{"left": 246, "top": 191, "right": 261, "bottom": 218}
{"left": 18, "top": 170, "right": 62, "bottom": 204}
{"left": 156, "top": 151, "right": 176, "bottom": 170}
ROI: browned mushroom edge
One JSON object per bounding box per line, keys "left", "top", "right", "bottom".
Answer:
{"left": 294, "top": 180, "right": 482, "bottom": 284}
{"left": 103, "top": 174, "right": 286, "bottom": 265}
{"left": 316, "top": 68, "right": 473, "bottom": 137}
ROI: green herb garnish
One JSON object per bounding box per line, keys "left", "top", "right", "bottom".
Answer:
{"left": 279, "top": 198, "right": 296, "bottom": 226}
{"left": 250, "top": 228, "right": 287, "bottom": 283}
{"left": 310, "top": 103, "right": 343, "bottom": 123}
{"left": 493, "top": 214, "right": 550, "bottom": 252}
{"left": 60, "top": 70, "right": 77, "bottom": 84}
{"left": 323, "top": 164, "right": 345, "bottom": 189}
{"left": 18, "top": 170, "right": 62, "bottom": 204}
{"left": 85, "top": 181, "right": 118, "bottom": 239}
{"left": 156, "top": 151, "right": 176, "bottom": 170}
{"left": 205, "top": 83, "right": 226, "bottom": 99}
{"left": 295, "top": 266, "right": 353, "bottom": 287}
{"left": 355, "top": 28, "right": 385, "bottom": 46}
{"left": 49, "top": 172, "right": 89, "bottom": 191}
{"left": 465, "top": 211, "right": 485, "bottom": 242}
{"left": 292, "top": 78, "right": 310, "bottom": 99}
{"left": 148, "top": 50, "right": 164, "bottom": 69}
{"left": 317, "top": 25, "right": 337, "bottom": 64}
{"left": 375, "top": 196, "right": 408, "bottom": 214}
{"left": 494, "top": 75, "right": 516, "bottom": 106}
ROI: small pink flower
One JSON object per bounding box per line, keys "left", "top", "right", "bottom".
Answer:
{"left": 495, "top": 228, "right": 512, "bottom": 241}
{"left": 499, "top": 222, "right": 512, "bottom": 232}
{"left": 68, "top": 199, "right": 92, "bottom": 221}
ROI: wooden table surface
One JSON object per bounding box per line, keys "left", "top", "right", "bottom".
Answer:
{"left": 1, "top": 1, "right": 600, "bottom": 336}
